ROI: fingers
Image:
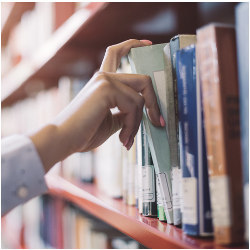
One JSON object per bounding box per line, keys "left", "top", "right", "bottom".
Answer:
{"left": 104, "top": 72, "right": 162, "bottom": 127}
{"left": 98, "top": 75, "right": 144, "bottom": 149}
{"left": 100, "top": 39, "right": 152, "bottom": 73}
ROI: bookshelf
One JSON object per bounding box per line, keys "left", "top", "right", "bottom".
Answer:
{"left": 2, "top": 2, "right": 246, "bottom": 249}
{"left": 1, "top": 2, "right": 35, "bottom": 47}
{"left": 2, "top": 2, "right": 203, "bottom": 107}
{"left": 46, "top": 173, "right": 247, "bottom": 249}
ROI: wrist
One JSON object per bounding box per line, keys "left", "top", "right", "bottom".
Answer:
{"left": 29, "top": 124, "right": 73, "bottom": 173}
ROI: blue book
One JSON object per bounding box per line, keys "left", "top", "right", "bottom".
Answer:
{"left": 176, "top": 45, "right": 213, "bottom": 236}
{"left": 236, "top": 2, "right": 249, "bottom": 243}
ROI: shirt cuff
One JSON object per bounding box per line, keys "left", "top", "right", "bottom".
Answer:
{"left": 2, "top": 134, "right": 48, "bottom": 215}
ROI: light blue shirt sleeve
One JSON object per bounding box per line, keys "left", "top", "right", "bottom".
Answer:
{"left": 1, "top": 135, "right": 48, "bottom": 216}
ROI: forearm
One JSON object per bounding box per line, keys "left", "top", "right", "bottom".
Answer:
{"left": 29, "top": 124, "right": 73, "bottom": 173}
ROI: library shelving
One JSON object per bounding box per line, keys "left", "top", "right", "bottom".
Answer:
{"left": 3, "top": 2, "right": 226, "bottom": 107}
{"left": 2, "top": 2, "right": 246, "bottom": 249}
{"left": 46, "top": 173, "right": 247, "bottom": 249}
{"left": 1, "top": 2, "right": 35, "bottom": 47}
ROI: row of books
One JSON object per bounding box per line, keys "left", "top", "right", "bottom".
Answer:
{"left": 1, "top": 76, "right": 85, "bottom": 137}
{"left": 1, "top": 2, "right": 101, "bottom": 76}
{"left": 1, "top": 194, "right": 143, "bottom": 249}
{"left": 40, "top": 195, "right": 143, "bottom": 249}
{"left": 125, "top": 4, "right": 248, "bottom": 246}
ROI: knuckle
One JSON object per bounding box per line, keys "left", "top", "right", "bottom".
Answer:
{"left": 95, "top": 71, "right": 109, "bottom": 82}
{"left": 128, "top": 38, "right": 138, "bottom": 43}
{"left": 106, "top": 45, "right": 116, "bottom": 55}
{"left": 142, "top": 74, "right": 152, "bottom": 85}
{"left": 100, "top": 79, "right": 112, "bottom": 90}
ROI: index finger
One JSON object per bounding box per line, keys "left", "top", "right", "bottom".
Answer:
{"left": 100, "top": 39, "right": 152, "bottom": 73}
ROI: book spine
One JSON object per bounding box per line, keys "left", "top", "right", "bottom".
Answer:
{"left": 170, "top": 35, "right": 197, "bottom": 218}
{"left": 170, "top": 36, "right": 184, "bottom": 217}
{"left": 236, "top": 2, "right": 249, "bottom": 242}
{"left": 141, "top": 124, "right": 157, "bottom": 217}
{"left": 127, "top": 141, "right": 137, "bottom": 206}
{"left": 156, "top": 176, "right": 167, "bottom": 221}
{"left": 197, "top": 24, "right": 244, "bottom": 244}
{"left": 136, "top": 122, "right": 143, "bottom": 212}
{"left": 176, "top": 46, "right": 199, "bottom": 236}
{"left": 176, "top": 45, "right": 213, "bottom": 236}
{"left": 196, "top": 51, "right": 213, "bottom": 236}
{"left": 163, "top": 43, "right": 182, "bottom": 226}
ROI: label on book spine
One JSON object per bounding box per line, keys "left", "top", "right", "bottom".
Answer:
{"left": 172, "top": 168, "right": 182, "bottom": 210}
{"left": 209, "top": 175, "right": 232, "bottom": 227}
{"left": 156, "top": 172, "right": 173, "bottom": 223}
{"left": 182, "top": 177, "right": 197, "bottom": 225}
{"left": 142, "top": 165, "right": 155, "bottom": 202}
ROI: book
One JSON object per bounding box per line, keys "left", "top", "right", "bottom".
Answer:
{"left": 176, "top": 45, "right": 213, "bottom": 236}
{"left": 197, "top": 23, "right": 244, "bottom": 245}
{"left": 137, "top": 122, "right": 157, "bottom": 216}
{"left": 127, "top": 140, "right": 137, "bottom": 206}
{"left": 95, "top": 131, "right": 123, "bottom": 198}
{"left": 129, "top": 43, "right": 173, "bottom": 223}
{"left": 142, "top": 154, "right": 157, "bottom": 217}
{"left": 169, "top": 34, "right": 197, "bottom": 219}
{"left": 136, "top": 123, "right": 143, "bottom": 213}
{"left": 156, "top": 178, "right": 167, "bottom": 221}
{"left": 163, "top": 43, "right": 182, "bottom": 226}
{"left": 236, "top": 2, "right": 249, "bottom": 242}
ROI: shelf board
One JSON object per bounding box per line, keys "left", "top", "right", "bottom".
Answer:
{"left": 1, "top": 2, "right": 35, "bottom": 47}
{"left": 2, "top": 2, "right": 200, "bottom": 107}
{"left": 1, "top": 3, "right": 108, "bottom": 107}
{"left": 46, "top": 174, "right": 247, "bottom": 249}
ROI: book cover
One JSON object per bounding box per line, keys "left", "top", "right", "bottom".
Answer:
{"left": 169, "top": 34, "right": 196, "bottom": 218}
{"left": 163, "top": 43, "right": 181, "bottom": 226}
{"left": 236, "top": 2, "right": 249, "bottom": 242}
{"left": 176, "top": 45, "right": 213, "bottom": 236}
{"left": 129, "top": 43, "right": 173, "bottom": 223}
{"left": 197, "top": 23, "right": 244, "bottom": 245}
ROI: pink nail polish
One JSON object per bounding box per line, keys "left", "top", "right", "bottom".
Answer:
{"left": 124, "top": 137, "right": 130, "bottom": 147}
{"left": 127, "top": 138, "right": 134, "bottom": 151}
{"left": 140, "top": 39, "right": 153, "bottom": 45}
{"left": 160, "top": 115, "right": 166, "bottom": 127}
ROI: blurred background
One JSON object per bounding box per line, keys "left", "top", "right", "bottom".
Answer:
{"left": 1, "top": 2, "right": 238, "bottom": 249}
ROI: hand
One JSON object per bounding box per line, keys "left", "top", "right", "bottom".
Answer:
{"left": 30, "top": 39, "right": 163, "bottom": 172}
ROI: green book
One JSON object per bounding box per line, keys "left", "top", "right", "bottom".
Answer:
{"left": 129, "top": 44, "right": 173, "bottom": 224}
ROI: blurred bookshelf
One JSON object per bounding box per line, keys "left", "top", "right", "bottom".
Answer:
{"left": 1, "top": 2, "right": 248, "bottom": 249}
{"left": 1, "top": 2, "right": 237, "bottom": 107}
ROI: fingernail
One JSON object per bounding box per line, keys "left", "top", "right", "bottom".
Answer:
{"left": 160, "top": 115, "right": 166, "bottom": 127}
{"left": 126, "top": 138, "right": 134, "bottom": 151}
{"left": 124, "top": 137, "right": 130, "bottom": 147}
{"left": 140, "top": 40, "right": 153, "bottom": 45}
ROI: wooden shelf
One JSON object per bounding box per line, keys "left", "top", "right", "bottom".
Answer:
{"left": 2, "top": 2, "right": 203, "bottom": 107}
{"left": 1, "top": 2, "right": 35, "bottom": 47}
{"left": 1, "top": 3, "right": 108, "bottom": 107}
{"left": 1, "top": 2, "right": 237, "bottom": 107}
{"left": 46, "top": 174, "right": 247, "bottom": 249}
